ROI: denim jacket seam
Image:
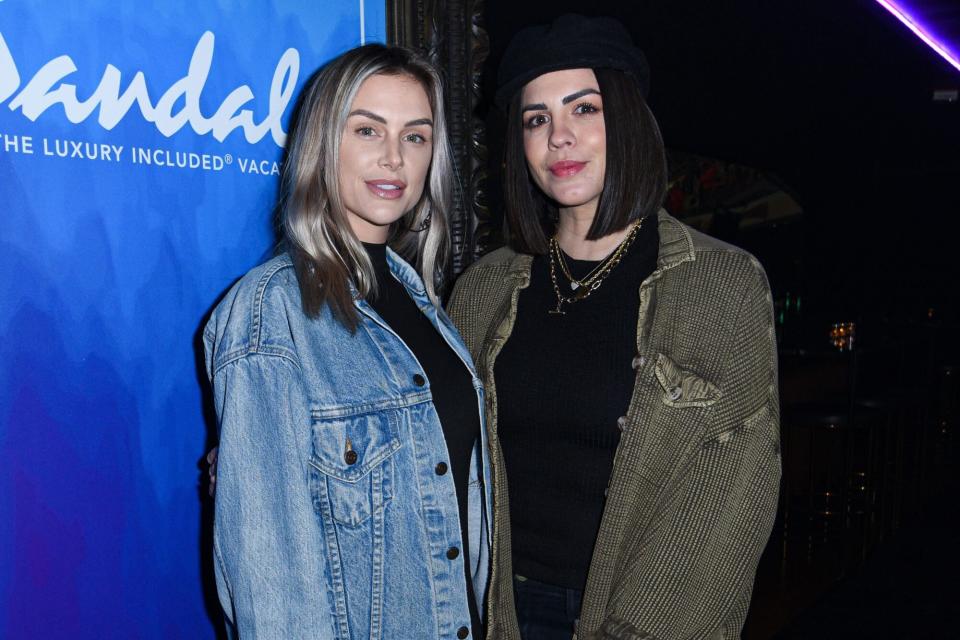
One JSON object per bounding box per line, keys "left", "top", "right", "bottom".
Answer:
{"left": 309, "top": 390, "right": 433, "bottom": 418}
{"left": 212, "top": 346, "right": 301, "bottom": 378}
{"left": 212, "top": 534, "right": 235, "bottom": 607}
{"left": 251, "top": 256, "right": 296, "bottom": 352}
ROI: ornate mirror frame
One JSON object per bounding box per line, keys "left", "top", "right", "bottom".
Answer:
{"left": 387, "top": 0, "right": 492, "bottom": 274}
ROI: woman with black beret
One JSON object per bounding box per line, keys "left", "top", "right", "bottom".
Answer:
{"left": 447, "top": 14, "right": 781, "bottom": 640}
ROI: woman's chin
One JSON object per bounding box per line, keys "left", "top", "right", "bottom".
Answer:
{"left": 550, "top": 192, "right": 601, "bottom": 213}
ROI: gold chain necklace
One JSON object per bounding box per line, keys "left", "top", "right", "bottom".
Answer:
{"left": 547, "top": 218, "right": 643, "bottom": 315}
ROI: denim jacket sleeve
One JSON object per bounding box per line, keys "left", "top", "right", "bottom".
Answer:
{"left": 204, "top": 342, "right": 336, "bottom": 639}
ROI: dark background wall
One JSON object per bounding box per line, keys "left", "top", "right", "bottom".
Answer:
{"left": 480, "top": 0, "right": 959, "bottom": 349}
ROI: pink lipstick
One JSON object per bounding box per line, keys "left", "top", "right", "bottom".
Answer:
{"left": 549, "top": 161, "right": 586, "bottom": 177}
{"left": 365, "top": 180, "right": 406, "bottom": 199}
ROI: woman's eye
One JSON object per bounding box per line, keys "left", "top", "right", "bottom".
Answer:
{"left": 356, "top": 126, "right": 377, "bottom": 137}
{"left": 405, "top": 132, "right": 428, "bottom": 144}
{"left": 524, "top": 114, "right": 548, "bottom": 129}
{"left": 574, "top": 102, "right": 600, "bottom": 115}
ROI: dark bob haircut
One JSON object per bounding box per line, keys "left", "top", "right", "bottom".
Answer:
{"left": 503, "top": 67, "right": 667, "bottom": 255}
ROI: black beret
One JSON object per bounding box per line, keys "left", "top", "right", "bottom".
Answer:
{"left": 495, "top": 14, "right": 650, "bottom": 111}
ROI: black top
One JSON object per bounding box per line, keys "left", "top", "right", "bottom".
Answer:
{"left": 363, "top": 243, "right": 483, "bottom": 637}
{"left": 494, "top": 219, "right": 659, "bottom": 589}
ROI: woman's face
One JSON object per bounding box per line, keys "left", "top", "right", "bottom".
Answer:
{"left": 338, "top": 73, "right": 434, "bottom": 243}
{"left": 520, "top": 68, "right": 606, "bottom": 217}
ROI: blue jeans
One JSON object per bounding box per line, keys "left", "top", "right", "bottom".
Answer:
{"left": 513, "top": 575, "right": 584, "bottom": 640}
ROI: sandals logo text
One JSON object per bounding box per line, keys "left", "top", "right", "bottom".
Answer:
{"left": 0, "top": 30, "right": 298, "bottom": 147}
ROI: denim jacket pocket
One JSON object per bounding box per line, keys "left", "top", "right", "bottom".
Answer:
{"left": 654, "top": 352, "right": 722, "bottom": 408}
{"left": 308, "top": 410, "right": 402, "bottom": 527}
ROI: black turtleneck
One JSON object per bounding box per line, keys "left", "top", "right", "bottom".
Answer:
{"left": 494, "top": 218, "right": 660, "bottom": 590}
{"left": 362, "top": 243, "right": 483, "bottom": 637}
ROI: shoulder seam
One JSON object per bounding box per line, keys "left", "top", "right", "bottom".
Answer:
{"left": 212, "top": 348, "right": 301, "bottom": 378}
{"left": 251, "top": 257, "right": 296, "bottom": 352}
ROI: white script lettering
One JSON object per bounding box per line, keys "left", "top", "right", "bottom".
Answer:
{"left": 0, "top": 31, "right": 298, "bottom": 147}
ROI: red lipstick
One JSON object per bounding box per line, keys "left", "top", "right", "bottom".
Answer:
{"left": 549, "top": 161, "right": 586, "bottom": 177}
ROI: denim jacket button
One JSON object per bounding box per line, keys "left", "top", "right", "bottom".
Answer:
{"left": 669, "top": 386, "right": 683, "bottom": 401}
{"left": 446, "top": 546, "right": 460, "bottom": 560}
{"left": 435, "top": 462, "right": 448, "bottom": 475}
{"left": 457, "top": 626, "right": 469, "bottom": 638}
{"left": 413, "top": 373, "right": 426, "bottom": 386}
{"left": 631, "top": 354, "right": 646, "bottom": 370}
{"left": 344, "top": 450, "right": 358, "bottom": 465}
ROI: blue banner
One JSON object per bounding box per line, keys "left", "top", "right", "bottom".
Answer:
{"left": 0, "top": 1, "right": 385, "bottom": 637}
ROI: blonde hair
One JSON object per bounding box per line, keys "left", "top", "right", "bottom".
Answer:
{"left": 281, "top": 44, "right": 453, "bottom": 330}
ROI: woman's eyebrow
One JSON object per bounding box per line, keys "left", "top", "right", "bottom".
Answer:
{"left": 521, "top": 88, "right": 602, "bottom": 112}
{"left": 348, "top": 110, "right": 433, "bottom": 127}
{"left": 521, "top": 102, "right": 547, "bottom": 113}
{"left": 561, "top": 88, "right": 601, "bottom": 104}
{"left": 348, "top": 109, "right": 386, "bottom": 123}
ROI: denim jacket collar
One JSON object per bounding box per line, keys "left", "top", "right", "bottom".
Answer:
{"left": 385, "top": 246, "right": 427, "bottom": 297}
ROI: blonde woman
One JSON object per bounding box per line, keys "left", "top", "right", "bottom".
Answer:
{"left": 203, "top": 45, "right": 488, "bottom": 639}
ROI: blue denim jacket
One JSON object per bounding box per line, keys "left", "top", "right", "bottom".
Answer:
{"left": 203, "top": 250, "right": 492, "bottom": 639}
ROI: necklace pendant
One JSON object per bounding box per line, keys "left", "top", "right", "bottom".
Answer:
{"left": 570, "top": 280, "right": 581, "bottom": 291}
{"left": 549, "top": 302, "right": 566, "bottom": 315}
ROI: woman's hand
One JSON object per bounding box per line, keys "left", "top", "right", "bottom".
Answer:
{"left": 206, "top": 446, "right": 218, "bottom": 497}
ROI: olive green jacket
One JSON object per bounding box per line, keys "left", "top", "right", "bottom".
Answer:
{"left": 447, "top": 211, "right": 781, "bottom": 640}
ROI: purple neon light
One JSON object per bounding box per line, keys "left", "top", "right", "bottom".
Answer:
{"left": 874, "top": 0, "right": 960, "bottom": 72}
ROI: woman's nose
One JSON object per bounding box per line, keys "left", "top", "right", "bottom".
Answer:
{"left": 378, "top": 138, "right": 403, "bottom": 170}
{"left": 548, "top": 119, "right": 574, "bottom": 150}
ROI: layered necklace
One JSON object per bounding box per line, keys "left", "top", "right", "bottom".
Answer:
{"left": 547, "top": 218, "right": 643, "bottom": 315}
